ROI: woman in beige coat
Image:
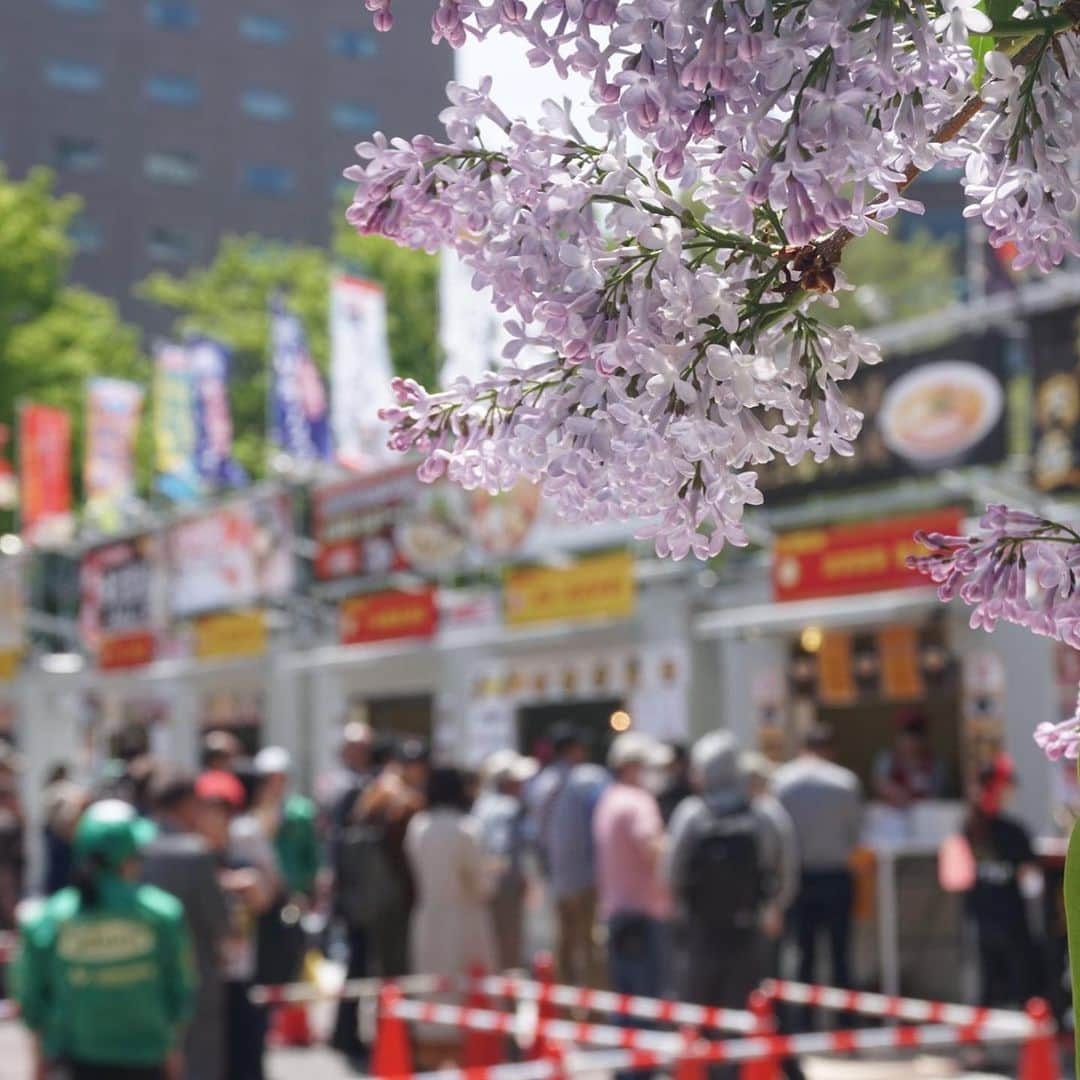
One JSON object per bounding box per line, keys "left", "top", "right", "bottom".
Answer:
{"left": 405, "top": 767, "right": 499, "bottom": 978}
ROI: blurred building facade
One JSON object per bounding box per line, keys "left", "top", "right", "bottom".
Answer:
{"left": 0, "top": 0, "right": 452, "bottom": 328}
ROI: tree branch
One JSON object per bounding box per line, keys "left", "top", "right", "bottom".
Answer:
{"left": 793, "top": 16, "right": 1078, "bottom": 291}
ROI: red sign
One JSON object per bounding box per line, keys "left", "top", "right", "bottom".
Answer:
{"left": 772, "top": 508, "right": 965, "bottom": 603}
{"left": 19, "top": 404, "right": 72, "bottom": 542}
{"left": 99, "top": 631, "right": 156, "bottom": 671}
{"left": 340, "top": 587, "right": 439, "bottom": 645}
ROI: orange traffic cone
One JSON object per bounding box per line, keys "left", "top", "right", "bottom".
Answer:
{"left": 740, "top": 990, "right": 780, "bottom": 1080}
{"left": 1018, "top": 998, "right": 1061, "bottom": 1080}
{"left": 463, "top": 964, "right": 505, "bottom": 1067}
{"left": 526, "top": 953, "right": 558, "bottom": 1061}
{"left": 372, "top": 985, "right": 414, "bottom": 1078}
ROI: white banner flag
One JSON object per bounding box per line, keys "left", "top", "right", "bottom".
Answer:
{"left": 331, "top": 273, "right": 394, "bottom": 471}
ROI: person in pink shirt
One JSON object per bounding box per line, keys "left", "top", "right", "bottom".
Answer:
{"left": 593, "top": 731, "right": 672, "bottom": 997}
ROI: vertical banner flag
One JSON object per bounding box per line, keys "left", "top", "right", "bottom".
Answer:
{"left": 154, "top": 342, "right": 201, "bottom": 503}
{"left": 188, "top": 336, "right": 248, "bottom": 490}
{"left": 19, "top": 403, "right": 72, "bottom": 544}
{"left": 330, "top": 274, "right": 394, "bottom": 471}
{"left": 269, "top": 299, "right": 332, "bottom": 463}
{"left": 84, "top": 377, "right": 144, "bottom": 528}
{"left": 154, "top": 339, "right": 247, "bottom": 500}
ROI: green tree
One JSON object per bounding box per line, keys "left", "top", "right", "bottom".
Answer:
{"left": 139, "top": 220, "right": 440, "bottom": 480}
{"left": 826, "top": 228, "right": 960, "bottom": 330}
{"left": 0, "top": 168, "right": 147, "bottom": 503}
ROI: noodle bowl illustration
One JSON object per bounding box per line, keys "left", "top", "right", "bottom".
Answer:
{"left": 877, "top": 361, "right": 1003, "bottom": 466}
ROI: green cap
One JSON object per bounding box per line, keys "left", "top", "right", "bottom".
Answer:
{"left": 73, "top": 799, "right": 157, "bottom": 870}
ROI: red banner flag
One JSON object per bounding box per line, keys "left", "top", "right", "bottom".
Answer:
{"left": 19, "top": 403, "right": 73, "bottom": 544}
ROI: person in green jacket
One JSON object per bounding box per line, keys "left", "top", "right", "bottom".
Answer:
{"left": 15, "top": 799, "right": 196, "bottom": 1080}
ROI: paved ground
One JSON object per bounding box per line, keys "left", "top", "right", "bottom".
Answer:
{"left": 0, "top": 1021, "right": 1015, "bottom": 1080}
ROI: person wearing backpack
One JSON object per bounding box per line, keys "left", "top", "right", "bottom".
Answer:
{"left": 664, "top": 731, "right": 798, "bottom": 1011}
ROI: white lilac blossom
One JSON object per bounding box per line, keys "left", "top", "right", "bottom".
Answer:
{"left": 908, "top": 507, "right": 1080, "bottom": 760}
{"left": 347, "top": 2, "right": 1080, "bottom": 564}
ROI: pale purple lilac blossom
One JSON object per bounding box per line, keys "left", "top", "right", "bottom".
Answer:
{"left": 346, "top": 3, "right": 1079, "bottom": 561}
{"left": 908, "top": 506, "right": 1080, "bottom": 760}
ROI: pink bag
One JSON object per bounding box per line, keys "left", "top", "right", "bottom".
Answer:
{"left": 938, "top": 833, "right": 976, "bottom": 892}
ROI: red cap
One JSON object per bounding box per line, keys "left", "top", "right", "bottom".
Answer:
{"left": 196, "top": 769, "right": 246, "bottom": 810}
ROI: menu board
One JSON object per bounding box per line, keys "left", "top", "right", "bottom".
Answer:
{"left": 1030, "top": 304, "right": 1080, "bottom": 492}
{"left": 758, "top": 333, "right": 1009, "bottom": 497}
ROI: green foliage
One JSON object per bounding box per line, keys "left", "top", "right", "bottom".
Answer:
{"left": 139, "top": 216, "right": 441, "bottom": 480}
{"left": 825, "top": 228, "right": 959, "bottom": 330}
{"left": 0, "top": 167, "right": 147, "bottom": 501}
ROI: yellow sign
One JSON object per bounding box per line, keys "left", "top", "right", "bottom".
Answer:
{"left": 194, "top": 610, "right": 267, "bottom": 660}
{"left": 504, "top": 550, "right": 635, "bottom": 626}
{"left": 0, "top": 650, "right": 19, "bottom": 683}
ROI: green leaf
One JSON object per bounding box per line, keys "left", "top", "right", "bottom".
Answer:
{"left": 1065, "top": 813, "right": 1080, "bottom": 1070}
{"left": 971, "top": 31, "right": 994, "bottom": 88}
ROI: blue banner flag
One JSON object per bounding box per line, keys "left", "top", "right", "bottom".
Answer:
{"left": 269, "top": 300, "right": 332, "bottom": 463}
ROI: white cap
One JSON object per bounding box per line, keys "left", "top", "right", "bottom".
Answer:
{"left": 253, "top": 746, "right": 292, "bottom": 777}
{"left": 607, "top": 732, "right": 674, "bottom": 772}
{"left": 481, "top": 749, "right": 539, "bottom": 787}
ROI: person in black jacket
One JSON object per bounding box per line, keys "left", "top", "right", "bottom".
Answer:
{"left": 964, "top": 753, "right": 1041, "bottom": 1007}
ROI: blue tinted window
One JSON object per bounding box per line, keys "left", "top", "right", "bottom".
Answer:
{"left": 146, "top": 74, "right": 199, "bottom": 105}
{"left": 44, "top": 60, "right": 103, "bottom": 92}
{"left": 147, "top": 226, "right": 196, "bottom": 261}
{"left": 239, "top": 14, "right": 289, "bottom": 43}
{"left": 147, "top": 0, "right": 198, "bottom": 28}
{"left": 70, "top": 217, "right": 103, "bottom": 253}
{"left": 51, "top": 0, "right": 103, "bottom": 12}
{"left": 328, "top": 28, "right": 377, "bottom": 59}
{"left": 242, "top": 89, "right": 292, "bottom": 122}
{"left": 144, "top": 151, "right": 200, "bottom": 185}
{"left": 55, "top": 136, "right": 102, "bottom": 172}
{"left": 331, "top": 102, "right": 379, "bottom": 132}
{"left": 243, "top": 164, "right": 295, "bottom": 196}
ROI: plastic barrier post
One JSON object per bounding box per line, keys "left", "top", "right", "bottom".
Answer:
{"left": 372, "top": 985, "right": 414, "bottom": 1078}
{"left": 1018, "top": 998, "right": 1061, "bottom": 1080}
{"left": 741, "top": 990, "right": 781, "bottom": 1080}
{"left": 527, "top": 953, "right": 558, "bottom": 1061}
{"left": 675, "top": 1027, "right": 707, "bottom": 1080}
{"left": 270, "top": 1001, "right": 315, "bottom": 1047}
{"left": 463, "top": 964, "right": 506, "bottom": 1068}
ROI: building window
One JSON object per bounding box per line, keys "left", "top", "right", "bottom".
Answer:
{"left": 328, "top": 28, "right": 377, "bottom": 59}
{"left": 147, "top": 226, "right": 195, "bottom": 262}
{"left": 331, "top": 102, "right": 379, "bottom": 133}
{"left": 242, "top": 164, "right": 295, "bottom": 196}
{"left": 146, "top": 74, "right": 199, "bottom": 106}
{"left": 70, "top": 217, "right": 103, "bottom": 253}
{"left": 239, "top": 14, "right": 289, "bottom": 44}
{"left": 54, "top": 136, "right": 102, "bottom": 173}
{"left": 143, "top": 150, "right": 200, "bottom": 186}
{"left": 242, "top": 89, "right": 292, "bottom": 122}
{"left": 50, "top": 0, "right": 103, "bottom": 12}
{"left": 44, "top": 60, "right": 103, "bottom": 93}
{"left": 147, "top": 0, "right": 198, "bottom": 29}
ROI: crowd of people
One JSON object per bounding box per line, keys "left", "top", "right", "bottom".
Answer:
{"left": 0, "top": 714, "right": 1049, "bottom": 1079}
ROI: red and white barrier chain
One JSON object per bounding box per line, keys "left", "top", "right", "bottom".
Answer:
{"left": 251, "top": 971, "right": 756, "bottom": 1033}
{"left": 761, "top": 979, "right": 1032, "bottom": 1034}
{"left": 476, "top": 973, "right": 757, "bottom": 1034}
{"left": 251, "top": 972, "right": 457, "bottom": 1006}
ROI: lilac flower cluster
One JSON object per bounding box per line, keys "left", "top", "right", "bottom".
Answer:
{"left": 347, "top": 2, "right": 1079, "bottom": 561}
{"left": 962, "top": 36, "right": 1080, "bottom": 272}
{"left": 908, "top": 506, "right": 1080, "bottom": 759}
